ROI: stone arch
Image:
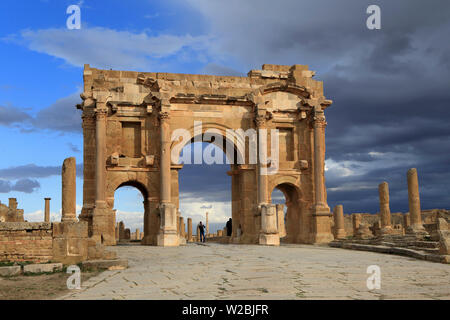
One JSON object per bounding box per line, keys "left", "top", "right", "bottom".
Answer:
{"left": 269, "top": 176, "right": 308, "bottom": 243}
{"left": 107, "top": 175, "right": 151, "bottom": 245}
{"left": 170, "top": 122, "right": 247, "bottom": 165}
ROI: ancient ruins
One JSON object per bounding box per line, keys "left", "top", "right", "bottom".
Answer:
{"left": 0, "top": 64, "right": 449, "bottom": 266}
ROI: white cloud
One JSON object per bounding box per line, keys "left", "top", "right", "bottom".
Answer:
{"left": 7, "top": 27, "right": 212, "bottom": 71}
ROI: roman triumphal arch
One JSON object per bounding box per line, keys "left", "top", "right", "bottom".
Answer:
{"left": 77, "top": 63, "right": 334, "bottom": 246}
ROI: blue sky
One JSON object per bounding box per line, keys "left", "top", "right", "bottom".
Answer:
{"left": 0, "top": 0, "right": 449, "bottom": 232}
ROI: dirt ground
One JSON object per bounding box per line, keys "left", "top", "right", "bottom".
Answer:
{"left": 0, "top": 270, "right": 100, "bottom": 300}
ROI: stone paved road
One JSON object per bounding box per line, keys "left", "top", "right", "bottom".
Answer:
{"left": 60, "top": 243, "right": 450, "bottom": 300}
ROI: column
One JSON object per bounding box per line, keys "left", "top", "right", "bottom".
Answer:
{"left": 136, "top": 229, "right": 140, "bottom": 241}
{"left": 156, "top": 110, "right": 178, "bottom": 246}
{"left": 44, "top": 198, "right": 51, "bottom": 223}
{"left": 310, "top": 106, "right": 333, "bottom": 243}
{"left": 187, "top": 218, "right": 192, "bottom": 242}
{"left": 61, "top": 157, "right": 77, "bottom": 222}
{"left": 255, "top": 116, "right": 268, "bottom": 205}
{"left": 406, "top": 168, "right": 426, "bottom": 234}
{"left": 378, "top": 182, "right": 392, "bottom": 234}
{"left": 312, "top": 106, "right": 328, "bottom": 211}
{"left": 206, "top": 212, "right": 209, "bottom": 235}
{"left": 333, "top": 205, "right": 346, "bottom": 239}
{"left": 95, "top": 109, "right": 107, "bottom": 208}
{"left": 160, "top": 111, "right": 171, "bottom": 203}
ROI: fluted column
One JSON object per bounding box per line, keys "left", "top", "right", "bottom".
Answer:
{"left": 94, "top": 109, "right": 107, "bottom": 208}
{"left": 160, "top": 111, "right": 171, "bottom": 203}
{"left": 255, "top": 116, "right": 268, "bottom": 205}
{"left": 312, "top": 106, "right": 328, "bottom": 211}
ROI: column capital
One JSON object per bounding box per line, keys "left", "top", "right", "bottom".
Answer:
{"left": 95, "top": 108, "right": 108, "bottom": 119}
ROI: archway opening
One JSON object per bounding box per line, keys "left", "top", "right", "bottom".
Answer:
{"left": 178, "top": 140, "right": 233, "bottom": 241}
{"left": 113, "top": 181, "right": 148, "bottom": 244}
{"left": 270, "top": 183, "right": 302, "bottom": 243}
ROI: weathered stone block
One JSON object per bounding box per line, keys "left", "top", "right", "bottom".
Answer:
{"left": 0, "top": 265, "right": 21, "bottom": 277}
{"left": 23, "top": 263, "right": 62, "bottom": 274}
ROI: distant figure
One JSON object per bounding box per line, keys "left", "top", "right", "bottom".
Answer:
{"left": 226, "top": 218, "right": 232, "bottom": 236}
{"left": 198, "top": 221, "right": 206, "bottom": 243}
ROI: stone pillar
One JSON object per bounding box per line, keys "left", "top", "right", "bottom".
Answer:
{"left": 156, "top": 110, "right": 178, "bottom": 246}
{"left": 352, "top": 214, "right": 361, "bottom": 236}
{"left": 255, "top": 117, "right": 268, "bottom": 205}
{"left": 179, "top": 217, "right": 185, "bottom": 237}
{"left": 61, "top": 157, "right": 77, "bottom": 222}
{"left": 403, "top": 213, "right": 410, "bottom": 229}
{"left": 187, "top": 218, "right": 192, "bottom": 242}
{"left": 378, "top": 182, "right": 393, "bottom": 234}
{"left": 160, "top": 111, "right": 171, "bottom": 204}
{"left": 206, "top": 212, "right": 209, "bottom": 235}
{"left": 8, "top": 198, "right": 17, "bottom": 210}
{"left": 311, "top": 106, "right": 333, "bottom": 243}
{"left": 91, "top": 108, "right": 115, "bottom": 245}
{"left": 115, "top": 223, "right": 119, "bottom": 240}
{"left": 259, "top": 205, "right": 280, "bottom": 245}
{"left": 136, "top": 229, "right": 140, "bottom": 241}
{"left": 276, "top": 204, "right": 286, "bottom": 238}
{"left": 94, "top": 109, "right": 107, "bottom": 208}
{"left": 44, "top": 198, "right": 51, "bottom": 223}
{"left": 196, "top": 225, "right": 200, "bottom": 241}
{"left": 406, "top": 168, "right": 427, "bottom": 235}
{"left": 119, "top": 221, "right": 125, "bottom": 240}
{"left": 333, "top": 205, "right": 346, "bottom": 239}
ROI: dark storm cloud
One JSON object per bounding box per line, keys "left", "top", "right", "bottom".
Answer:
{"left": 182, "top": 0, "right": 450, "bottom": 213}
{"left": 0, "top": 93, "right": 82, "bottom": 133}
{"left": 32, "top": 93, "right": 82, "bottom": 133}
{"left": 0, "top": 163, "right": 84, "bottom": 179}
{"left": 0, "top": 105, "right": 31, "bottom": 126}
{"left": 0, "top": 178, "right": 40, "bottom": 193}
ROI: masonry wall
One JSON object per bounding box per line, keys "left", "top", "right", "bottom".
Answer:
{"left": 0, "top": 222, "right": 53, "bottom": 263}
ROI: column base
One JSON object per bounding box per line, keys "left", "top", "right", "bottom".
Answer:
{"left": 259, "top": 233, "right": 280, "bottom": 246}
{"left": 312, "top": 208, "right": 334, "bottom": 244}
{"left": 156, "top": 232, "right": 179, "bottom": 246}
{"left": 380, "top": 226, "right": 394, "bottom": 235}
{"left": 334, "top": 229, "right": 347, "bottom": 240}
{"left": 91, "top": 207, "right": 116, "bottom": 246}
{"left": 406, "top": 224, "right": 429, "bottom": 238}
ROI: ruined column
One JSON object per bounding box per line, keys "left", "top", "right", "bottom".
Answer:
{"left": 206, "top": 212, "right": 209, "bottom": 235}
{"left": 136, "top": 229, "right": 140, "bottom": 241}
{"left": 276, "top": 204, "right": 286, "bottom": 238}
{"left": 403, "top": 213, "right": 410, "bottom": 229}
{"left": 352, "top": 214, "right": 361, "bottom": 236}
{"left": 406, "top": 168, "right": 426, "bottom": 234}
{"left": 44, "top": 198, "right": 51, "bottom": 223}
{"left": 333, "top": 205, "right": 346, "bottom": 239}
{"left": 179, "top": 217, "right": 185, "bottom": 237}
{"left": 187, "top": 218, "right": 192, "bottom": 242}
{"left": 378, "top": 182, "right": 392, "bottom": 234}
{"left": 61, "top": 157, "right": 77, "bottom": 222}
{"left": 197, "top": 225, "right": 200, "bottom": 241}
{"left": 119, "top": 221, "right": 125, "bottom": 240}
{"left": 8, "top": 198, "right": 17, "bottom": 210}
